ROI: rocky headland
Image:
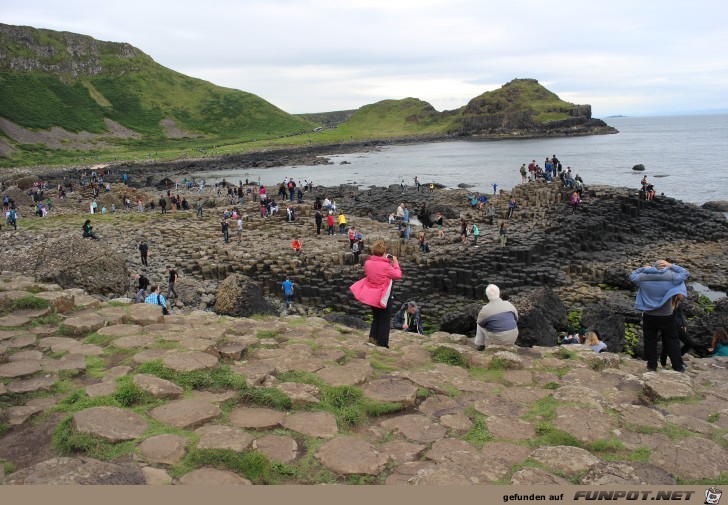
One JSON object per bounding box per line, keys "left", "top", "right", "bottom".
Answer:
{"left": 0, "top": 165, "right": 727, "bottom": 485}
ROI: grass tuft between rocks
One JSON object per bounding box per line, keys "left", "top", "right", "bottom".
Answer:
{"left": 170, "top": 448, "right": 275, "bottom": 483}
{"left": 52, "top": 416, "right": 136, "bottom": 460}
{"left": 430, "top": 347, "right": 467, "bottom": 368}
{"left": 462, "top": 413, "right": 493, "bottom": 448}
{"left": 1, "top": 295, "right": 50, "bottom": 314}
{"left": 134, "top": 360, "right": 247, "bottom": 392}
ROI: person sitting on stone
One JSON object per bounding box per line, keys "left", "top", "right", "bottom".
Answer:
{"left": 144, "top": 285, "right": 169, "bottom": 315}
{"left": 586, "top": 331, "right": 607, "bottom": 353}
{"left": 560, "top": 334, "right": 580, "bottom": 345}
{"left": 708, "top": 328, "right": 728, "bottom": 357}
{"left": 393, "top": 301, "right": 424, "bottom": 334}
{"left": 474, "top": 284, "right": 519, "bottom": 351}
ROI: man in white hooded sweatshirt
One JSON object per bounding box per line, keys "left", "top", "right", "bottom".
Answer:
{"left": 474, "top": 284, "right": 519, "bottom": 351}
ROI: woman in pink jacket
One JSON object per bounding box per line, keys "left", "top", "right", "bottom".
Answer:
{"left": 350, "top": 240, "right": 402, "bottom": 348}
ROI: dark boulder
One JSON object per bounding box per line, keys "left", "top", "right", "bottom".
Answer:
{"left": 214, "top": 273, "right": 277, "bottom": 317}
{"left": 5, "top": 457, "right": 146, "bottom": 485}
{"left": 155, "top": 177, "right": 175, "bottom": 190}
{"left": 509, "top": 287, "right": 568, "bottom": 347}
{"left": 602, "top": 266, "right": 636, "bottom": 290}
{"left": 685, "top": 297, "right": 728, "bottom": 355}
{"left": 580, "top": 304, "right": 626, "bottom": 353}
{"left": 323, "top": 313, "right": 369, "bottom": 330}
{"left": 632, "top": 164, "right": 645, "bottom": 171}
{"left": 701, "top": 201, "right": 728, "bottom": 212}
{"left": 438, "top": 303, "right": 482, "bottom": 334}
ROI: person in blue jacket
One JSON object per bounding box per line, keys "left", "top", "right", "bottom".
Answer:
{"left": 630, "top": 259, "right": 689, "bottom": 372}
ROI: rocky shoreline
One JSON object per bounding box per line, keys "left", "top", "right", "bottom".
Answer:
{"left": 1, "top": 170, "right": 727, "bottom": 360}
{"left": 1, "top": 169, "right": 727, "bottom": 486}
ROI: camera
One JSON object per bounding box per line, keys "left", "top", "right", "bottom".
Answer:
{"left": 386, "top": 254, "right": 393, "bottom": 259}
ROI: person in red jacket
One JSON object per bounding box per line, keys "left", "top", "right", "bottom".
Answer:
{"left": 350, "top": 241, "right": 402, "bottom": 348}
{"left": 326, "top": 211, "right": 335, "bottom": 236}
{"left": 292, "top": 237, "right": 302, "bottom": 256}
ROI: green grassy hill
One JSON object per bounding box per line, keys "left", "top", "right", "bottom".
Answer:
{"left": 0, "top": 23, "right": 608, "bottom": 168}
{"left": 0, "top": 23, "right": 314, "bottom": 165}
{"left": 458, "top": 78, "right": 588, "bottom": 129}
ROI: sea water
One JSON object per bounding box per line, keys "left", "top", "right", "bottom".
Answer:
{"left": 193, "top": 114, "right": 728, "bottom": 205}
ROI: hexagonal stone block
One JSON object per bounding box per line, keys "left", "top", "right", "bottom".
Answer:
{"left": 277, "top": 382, "right": 320, "bottom": 406}
{"left": 553, "top": 406, "right": 614, "bottom": 444}
{"left": 72, "top": 406, "right": 149, "bottom": 442}
{"left": 7, "top": 335, "right": 36, "bottom": 349}
{"left": 315, "top": 361, "right": 373, "bottom": 386}
{"left": 86, "top": 381, "right": 118, "bottom": 398}
{"left": 149, "top": 399, "right": 220, "bottom": 429}
{"left": 380, "top": 414, "right": 447, "bottom": 443}
{"left": 8, "top": 350, "right": 43, "bottom": 362}
{"left": 511, "top": 467, "right": 571, "bottom": 485}
{"left": 229, "top": 407, "right": 285, "bottom": 429}
{"left": 216, "top": 342, "right": 248, "bottom": 361}
{"left": 252, "top": 435, "right": 298, "bottom": 463}
{"left": 132, "top": 349, "right": 175, "bottom": 364}
{"left": 97, "top": 324, "right": 144, "bottom": 337}
{"left": 362, "top": 378, "right": 418, "bottom": 406}
{"left": 142, "top": 467, "right": 172, "bottom": 486}
{"left": 35, "top": 291, "right": 75, "bottom": 313}
{"left": 127, "top": 304, "right": 165, "bottom": 326}
{"left": 61, "top": 314, "right": 106, "bottom": 335}
{"left": 486, "top": 416, "right": 536, "bottom": 441}
{"left": 531, "top": 445, "right": 602, "bottom": 475}
{"left": 0, "top": 314, "right": 31, "bottom": 327}
{"left": 178, "top": 468, "right": 251, "bottom": 485}
{"left": 316, "top": 437, "right": 389, "bottom": 475}
{"left": 133, "top": 374, "right": 183, "bottom": 399}
{"left": 0, "top": 360, "right": 41, "bottom": 378}
{"left": 643, "top": 376, "right": 694, "bottom": 402}
{"left": 616, "top": 404, "right": 666, "bottom": 429}
{"left": 282, "top": 411, "right": 338, "bottom": 438}
{"left": 162, "top": 351, "right": 217, "bottom": 372}
{"left": 41, "top": 354, "right": 87, "bottom": 372}
{"left": 113, "top": 334, "right": 156, "bottom": 349}
{"left": 195, "top": 425, "right": 254, "bottom": 452}
{"left": 139, "top": 434, "right": 188, "bottom": 464}
{"left": 7, "top": 375, "right": 57, "bottom": 394}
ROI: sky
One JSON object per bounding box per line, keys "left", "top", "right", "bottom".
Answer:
{"left": 3, "top": 0, "right": 728, "bottom": 116}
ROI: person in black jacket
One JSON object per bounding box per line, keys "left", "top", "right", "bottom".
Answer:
{"left": 393, "top": 301, "right": 424, "bottom": 334}
{"left": 660, "top": 294, "right": 693, "bottom": 368}
{"left": 134, "top": 273, "right": 150, "bottom": 303}
{"left": 139, "top": 240, "right": 149, "bottom": 266}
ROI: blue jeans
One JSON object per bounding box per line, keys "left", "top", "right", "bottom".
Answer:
{"left": 284, "top": 293, "right": 292, "bottom": 307}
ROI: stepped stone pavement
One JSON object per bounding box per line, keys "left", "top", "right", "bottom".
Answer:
{"left": 0, "top": 273, "right": 726, "bottom": 486}
{"left": 362, "top": 378, "right": 418, "bottom": 405}
{"left": 511, "top": 467, "right": 571, "bottom": 485}
{"left": 316, "top": 437, "right": 389, "bottom": 475}
{"left": 132, "top": 374, "right": 184, "bottom": 399}
{"left": 531, "top": 446, "right": 602, "bottom": 475}
{"left": 252, "top": 434, "right": 298, "bottom": 463}
{"left": 195, "top": 425, "right": 254, "bottom": 452}
{"left": 72, "top": 407, "right": 149, "bottom": 442}
{"left": 277, "top": 381, "right": 320, "bottom": 406}
{"left": 282, "top": 411, "right": 339, "bottom": 438}
{"left": 229, "top": 407, "right": 286, "bottom": 429}
{"left": 161, "top": 351, "right": 218, "bottom": 372}
{"left": 138, "top": 434, "right": 188, "bottom": 465}
{"left": 149, "top": 399, "right": 221, "bottom": 429}
{"left": 178, "top": 468, "right": 251, "bottom": 485}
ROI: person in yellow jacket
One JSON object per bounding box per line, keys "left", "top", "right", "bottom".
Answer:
{"left": 338, "top": 212, "right": 347, "bottom": 234}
